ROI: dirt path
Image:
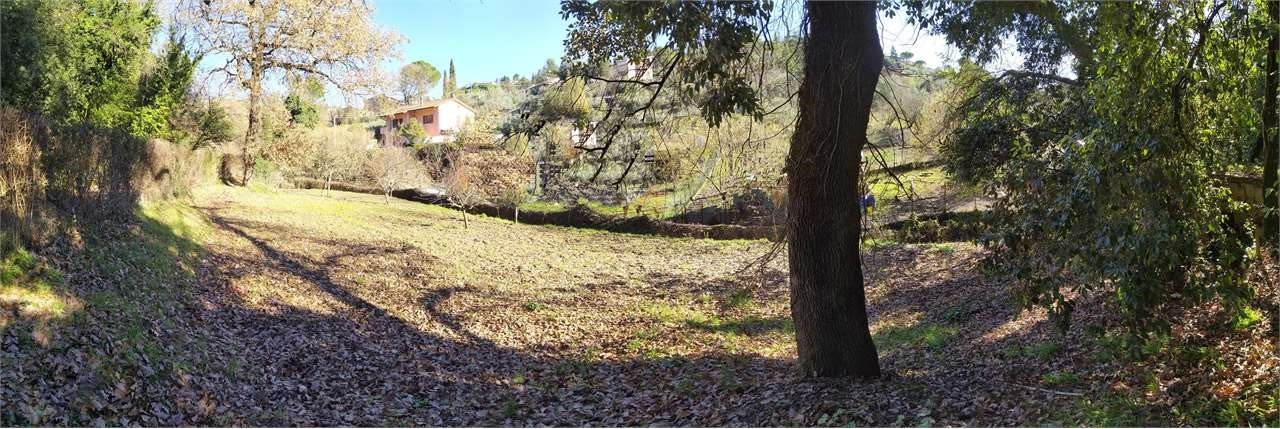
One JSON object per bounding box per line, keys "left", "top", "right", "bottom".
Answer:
{"left": 182, "top": 187, "right": 1103, "bottom": 426}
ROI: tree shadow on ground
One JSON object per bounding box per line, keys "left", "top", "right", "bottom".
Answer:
{"left": 4, "top": 198, "right": 1123, "bottom": 426}
{"left": 194, "top": 211, "right": 835, "bottom": 425}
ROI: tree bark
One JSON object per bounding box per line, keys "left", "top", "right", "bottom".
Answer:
{"left": 1264, "top": 0, "right": 1279, "bottom": 250}
{"left": 243, "top": 67, "right": 262, "bottom": 185}
{"left": 242, "top": 8, "right": 265, "bottom": 186}
{"left": 785, "top": 0, "right": 882, "bottom": 378}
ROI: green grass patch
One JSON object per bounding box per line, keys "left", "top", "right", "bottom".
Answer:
{"left": 874, "top": 322, "right": 957, "bottom": 351}
{"left": 867, "top": 166, "right": 947, "bottom": 201}
{"left": 574, "top": 193, "right": 674, "bottom": 219}
{"left": 69, "top": 199, "right": 212, "bottom": 375}
{"left": 0, "top": 246, "right": 37, "bottom": 285}
{"left": 1002, "top": 341, "right": 1062, "bottom": 361}
{"left": 724, "top": 288, "right": 753, "bottom": 309}
{"left": 1231, "top": 306, "right": 1263, "bottom": 330}
{"left": 517, "top": 200, "right": 566, "bottom": 214}
{"left": 625, "top": 327, "right": 669, "bottom": 359}
{"left": 926, "top": 243, "right": 957, "bottom": 254}
{"left": 861, "top": 237, "right": 898, "bottom": 249}
{"left": 1066, "top": 393, "right": 1148, "bottom": 426}
{"left": 1, "top": 279, "right": 72, "bottom": 321}
{"left": 695, "top": 315, "right": 793, "bottom": 337}
{"left": 1041, "top": 370, "right": 1080, "bottom": 387}
{"left": 1026, "top": 342, "right": 1062, "bottom": 360}
{"left": 642, "top": 302, "right": 792, "bottom": 337}
{"left": 1, "top": 245, "right": 76, "bottom": 332}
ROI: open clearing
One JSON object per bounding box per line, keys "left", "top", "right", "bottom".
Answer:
{"left": 188, "top": 187, "right": 1099, "bottom": 425}
{"left": 4, "top": 186, "right": 1215, "bottom": 426}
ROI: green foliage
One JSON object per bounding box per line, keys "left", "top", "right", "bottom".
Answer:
{"left": 1, "top": 0, "right": 160, "bottom": 127}
{"left": 1041, "top": 370, "right": 1080, "bottom": 387}
{"left": 194, "top": 103, "right": 234, "bottom": 148}
{"left": 873, "top": 323, "right": 956, "bottom": 351}
{"left": 399, "top": 60, "right": 441, "bottom": 103}
{"left": 284, "top": 94, "right": 320, "bottom": 129}
{"left": 0, "top": 247, "right": 37, "bottom": 285}
{"left": 724, "top": 288, "right": 753, "bottom": 309}
{"left": 443, "top": 59, "right": 458, "bottom": 98}
{"left": 132, "top": 36, "right": 201, "bottom": 141}
{"left": 1069, "top": 394, "right": 1148, "bottom": 426}
{"left": 900, "top": 1, "right": 1096, "bottom": 75}
{"left": 284, "top": 76, "right": 324, "bottom": 129}
{"left": 398, "top": 120, "right": 427, "bottom": 146}
{"left": 540, "top": 78, "right": 592, "bottom": 125}
{"left": 921, "top": 2, "right": 1258, "bottom": 334}
{"left": 457, "top": 81, "right": 528, "bottom": 115}
{"left": 560, "top": 0, "right": 772, "bottom": 126}
{"left": 1231, "top": 306, "right": 1263, "bottom": 331}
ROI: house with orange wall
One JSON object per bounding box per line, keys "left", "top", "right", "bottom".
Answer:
{"left": 376, "top": 98, "right": 477, "bottom": 145}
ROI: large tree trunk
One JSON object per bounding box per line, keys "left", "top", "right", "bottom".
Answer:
{"left": 243, "top": 66, "right": 262, "bottom": 186}
{"left": 1264, "top": 0, "right": 1279, "bottom": 249}
{"left": 785, "top": 1, "right": 882, "bottom": 378}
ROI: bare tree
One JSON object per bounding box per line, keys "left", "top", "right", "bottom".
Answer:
{"left": 364, "top": 147, "right": 428, "bottom": 203}
{"left": 441, "top": 164, "right": 483, "bottom": 228}
{"left": 311, "top": 131, "right": 364, "bottom": 192}
{"left": 180, "top": 0, "right": 402, "bottom": 184}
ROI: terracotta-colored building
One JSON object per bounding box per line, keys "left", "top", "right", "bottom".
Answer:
{"left": 376, "top": 98, "right": 477, "bottom": 145}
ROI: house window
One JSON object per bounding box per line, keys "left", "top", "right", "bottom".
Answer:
{"left": 423, "top": 114, "right": 434, "bottom": 124}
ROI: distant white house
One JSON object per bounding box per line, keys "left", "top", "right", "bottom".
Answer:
{"left": 376, "top": 98, "right": 477, "bottom": 145}
{"left": 612, "top": 60, "right": 653, "bottom": 80}
{"left": 570, "top": 121, "right": 599, "bottom": 149}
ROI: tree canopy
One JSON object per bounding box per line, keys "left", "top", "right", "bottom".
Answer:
{"left": 399, "top": 60, "right": 441, "bottom": 104}
{"left": 182, "top": 0, "right": 402, "bottom": 183}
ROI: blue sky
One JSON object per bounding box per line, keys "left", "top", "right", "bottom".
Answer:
{"left": 372, "top": 0, "right": 570, "bottom": 99}
{"left": 373, "top": 0, "right": 959, "bottom": 95}
{"left": 229, "top": 0, "right": 982, "bottom": 106}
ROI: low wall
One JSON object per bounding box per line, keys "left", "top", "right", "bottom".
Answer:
{"left": 1221, "top": 173, "right": 1265, "bottom": 227}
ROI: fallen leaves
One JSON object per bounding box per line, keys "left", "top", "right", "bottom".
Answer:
{"left": 4, "top": 186, "right": 1275, "bottom": 426}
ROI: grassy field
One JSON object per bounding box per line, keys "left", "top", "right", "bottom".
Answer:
{"left": 3, "top": 186, "right": 1274, "bottom": 426}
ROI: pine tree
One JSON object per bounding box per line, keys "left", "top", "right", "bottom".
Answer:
{"left": 441, "top": 69, "right": 450, "bottom": 99}
{"left": 446, "top": 59, "right": 457, "bottom": 97}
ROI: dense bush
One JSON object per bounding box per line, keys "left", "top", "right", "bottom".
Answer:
{"left": 0, "top": 108, "right": 215, "bottom": 247}
{"left": 934, "top": 4, "right": 1260, "bottom": 334}
{"left": 39, "top": 123, "right": 149, "bottom": 221}
{"left": 890, "top": 211, "right": 991, "bottom": 244}
{"left": 141, "top": 138, "right": 218, "bottom": 202}
{"left": 1, "top": 0, "right": 158, "bottom": 128}
{"left": 0, "top": 109, "right": 49, "bottom": 245}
